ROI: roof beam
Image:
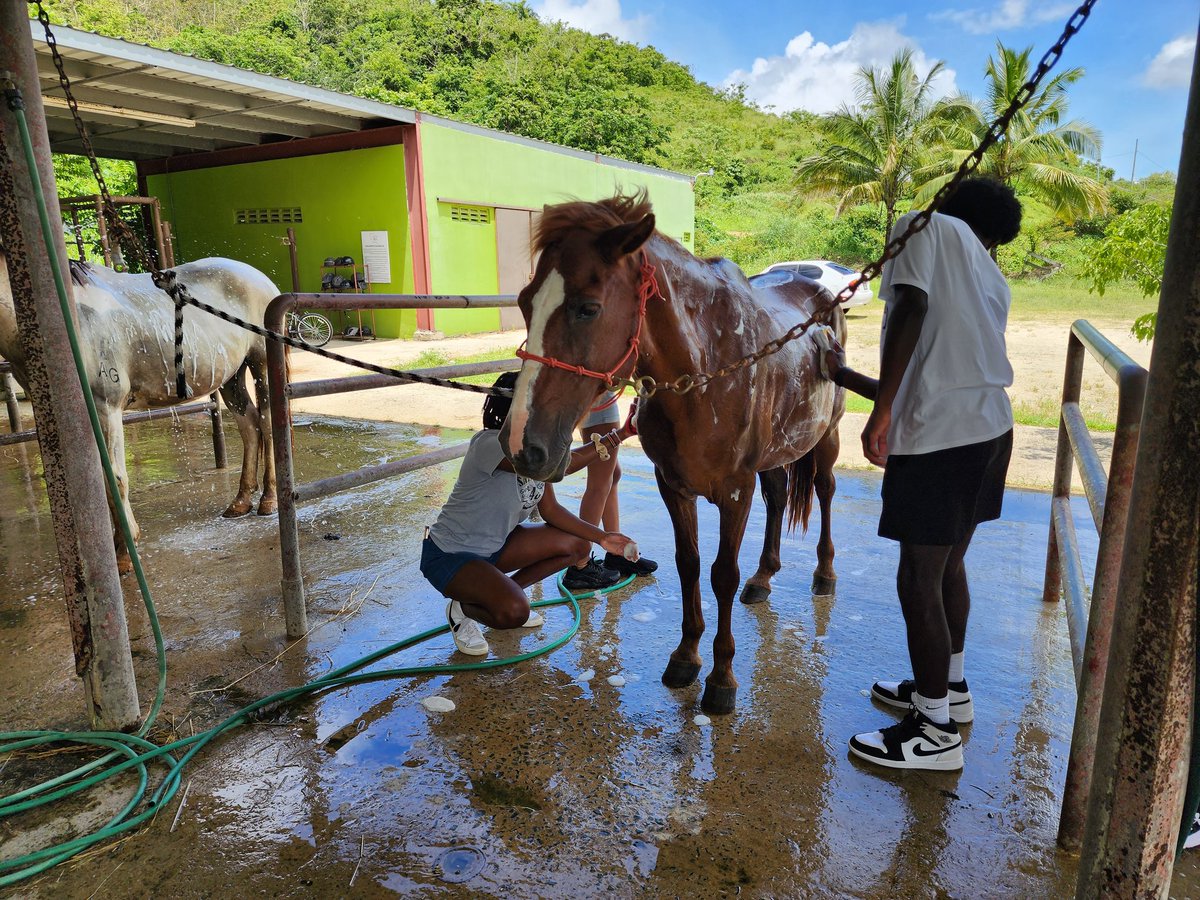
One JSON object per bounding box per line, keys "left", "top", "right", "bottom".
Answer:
{"left": 47, "top": 124, "right": 222, "bottom": 154}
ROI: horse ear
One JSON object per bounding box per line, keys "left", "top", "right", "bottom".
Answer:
{"left": 596, "top": 213, "right": 655, "bottom": 263}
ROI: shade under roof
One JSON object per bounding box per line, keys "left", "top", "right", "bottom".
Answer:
{"left": 29, "top": 21, "right": 416, "bottom": 161}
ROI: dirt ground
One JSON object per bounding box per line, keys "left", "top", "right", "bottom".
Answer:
{"left": 287, "top": 305, "right": 1151, "bottom": 491}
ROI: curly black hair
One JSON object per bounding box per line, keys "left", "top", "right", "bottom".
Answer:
{"left": 481, "top": 370, "right": 519, "bottom": 430}
{"left": 937, "top": 176, "right": 1023, "bottom": 247}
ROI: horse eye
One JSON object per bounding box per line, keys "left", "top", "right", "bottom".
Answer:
{"left": 575, "top": 302, "right": 601, "bottom": 321}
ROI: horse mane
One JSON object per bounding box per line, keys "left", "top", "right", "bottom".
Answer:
{"left": 534, "top": 190, "right": 653, "bottom": 253}
{"left": 68, "top": 258, "right": 95, "bottom": 286}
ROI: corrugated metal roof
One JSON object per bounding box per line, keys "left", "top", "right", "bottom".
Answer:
{"left": 31, "top": 21, "right": 414, "bottom": 160}
{"left": 30, "top": 21, "right": 691, "bottom": 183}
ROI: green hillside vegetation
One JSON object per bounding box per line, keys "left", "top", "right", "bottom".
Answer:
{"left": 41, "top": 0, "right": 1173, "bottom": 328}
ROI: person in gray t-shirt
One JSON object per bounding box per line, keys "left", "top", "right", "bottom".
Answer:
{"left": 421, "top": 371, "right": 641, "bottom": 656}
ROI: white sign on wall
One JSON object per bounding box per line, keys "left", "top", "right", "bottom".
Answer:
{"left": 360, "top": 230, "right": 391, "bottom": 284}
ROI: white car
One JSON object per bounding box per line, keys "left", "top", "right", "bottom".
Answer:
{"left": 757, "top": 260, "right": 873, "bottom": 309}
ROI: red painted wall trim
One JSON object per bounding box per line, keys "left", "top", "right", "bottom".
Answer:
{"left": 137, "top": 125, "right": 409, "bottom": 176}
{"left": 402, "top": 116, "right": 434, "bottom": 331}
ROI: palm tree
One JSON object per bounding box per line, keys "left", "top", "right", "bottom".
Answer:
{"left": 795, "top": 49, "right": 976, "bottom": 238}
{"left": 915, "top": 42, "right": 1106, "bottom": 219}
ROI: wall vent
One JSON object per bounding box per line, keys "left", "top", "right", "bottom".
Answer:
{"left": 449, "top": 204, "right": 492, "bottom": 224}
{"left": 235, "top": 207, "right": 303, "bottom": 225}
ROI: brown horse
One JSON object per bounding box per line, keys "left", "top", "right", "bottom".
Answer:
{"left": 500, "top": 194, "right": 845, "bottom": 714}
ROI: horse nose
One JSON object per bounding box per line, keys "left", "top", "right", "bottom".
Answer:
{"left": 519, "top": 442, "right": 548, "bottom": 473}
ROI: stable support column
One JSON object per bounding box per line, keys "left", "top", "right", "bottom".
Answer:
{"left": 1076, "top": 24, "right": 1200, "bottom": 897}
{"left": 0, "top": 11, "right": 139, "bottom": 729}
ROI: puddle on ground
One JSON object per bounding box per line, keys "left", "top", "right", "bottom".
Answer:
{"left": 2, "top": 412, "right": 1195, "bottom": 897}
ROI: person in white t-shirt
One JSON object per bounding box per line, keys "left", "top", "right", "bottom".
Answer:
{"left": 822, "top": 177, "right": 1022, "bottom": 772}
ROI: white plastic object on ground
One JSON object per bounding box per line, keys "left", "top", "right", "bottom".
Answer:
{"left": 576, "top": 669, "right": 595, "bottom": 682}
{"left": 607, "top": 675, "right": 626, "bottom": 687}
{"left": 693, "top": 715, "right": 712, "bottom": 727}
{"left": 421, "top": 696, "right": 456, "bottom": 713}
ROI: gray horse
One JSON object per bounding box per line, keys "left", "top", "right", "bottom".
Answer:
{"left": 0, "top": 249, "right": 279, "bottom": 570}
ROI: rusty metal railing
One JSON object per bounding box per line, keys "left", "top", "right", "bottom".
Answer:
{"left": 0, "top": 372, "right": 227, "bottom": 470}
{"left": 264, "top": 291, "right": 519, "bottom": 637}
{"left": 1043, "top": 319, "right": 1148, "bottom": 852}
{"left": 0, "top": 360, "right": 21, "bottom": 432}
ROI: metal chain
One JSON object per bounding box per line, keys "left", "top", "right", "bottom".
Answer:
{"left": 612, "top": 0, "right": 1098, "bottom": 399}
{"left": 27, "top": 0, "right": 1095, "bottom": 403}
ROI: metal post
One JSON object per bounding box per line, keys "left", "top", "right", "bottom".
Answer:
{"left": 1058, "top": 326, "right": 1148, "bottom": 851}
{"left": 1, "top": 363, "right": 20, "bottom": 431}
{"left": 286, "top": 226, "right": 300, "bottom": 293}
{"left": 0, "top": 13, "right": 140, "bottom": 729}
{"left": 160, "top": 219, "right": 175, "bottom": 268}
{"left": 1043, "top": 331, "right": 1084, "bottom": 603}
{"left": 208, "top": 391, "right": 226, "bottom": 469}
{"left": 148, "top": 196, "right": 165, "bottom": 268}
{"left": 265, "top": 293, "right": 306, "bottom": 638}
{"left": 1077, "top": 28, "right": 1200, "bottom": 897}
{"left": 94, "top": 195, "right": 111, "bottom": 267}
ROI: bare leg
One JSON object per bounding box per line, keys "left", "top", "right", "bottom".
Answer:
{"left": 577, "top": 424, "right": 620, "bottom": 564}
{"left": 741, "top": 467, "right": 786, "bottom": 605}
{"left": 943, "top": 527, "right": 976, "bottom": 655}
{"left": 703, "top": 475, "right": 755, "bottom": 714}
{"left": 896, "top": 542, "right": 954, "bottom": 699}
{"left": 102, "top": 405, "right": 136, "bottom": 574}
{"left": 657, "top": 469, "right": 703, "bottom": 688}
{"left": 446, "top": 524, "right": 590, "bottom": 629}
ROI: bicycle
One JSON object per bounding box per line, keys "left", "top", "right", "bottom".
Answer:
{"left": 285, "top": 310, "right": 334, "bottom": 348}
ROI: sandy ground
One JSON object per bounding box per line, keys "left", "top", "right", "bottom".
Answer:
{"left": 287, "top": 305, "right": 1152, "bottom": 491}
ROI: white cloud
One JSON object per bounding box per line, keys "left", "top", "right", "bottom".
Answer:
{"left": 724, "top": 20, "right": 958, "bottom": 115}
{"left": 935, "top": 0, "right": 1078, "bottom": 35}
{"left": 534, "top": 0, "right": 651, "bottom": 43}
{"left": 1142, "top": 35, "right": 1196, "bottom": 89}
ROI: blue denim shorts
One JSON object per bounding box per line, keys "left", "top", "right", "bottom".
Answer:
{"left": 420, "top": 536, "right": 503, "bottom": 596}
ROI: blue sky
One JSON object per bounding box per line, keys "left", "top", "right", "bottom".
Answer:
{"left": 534, "top": 0, "right": 1198, "bottom": 177}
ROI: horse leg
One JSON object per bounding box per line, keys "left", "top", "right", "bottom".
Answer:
{"left": 656, "top": 468, "right": 704, "bottom": 689}
{"left": 702, "top": 477, "right": 756, "bottom": 714}
{"left": 249, "top": 353, "right": 277, "bottom": 515}
{"left": 101, "top": 405, "right": 137, "bottom": 575}
{"left": 811, "top": 425, "right": 840, "bottom": 596}
{"left": 218, "top": 364, "right": 259, "bottom": 518}
{"left": 739, "top": 466, "right": 787, "bottom": 605}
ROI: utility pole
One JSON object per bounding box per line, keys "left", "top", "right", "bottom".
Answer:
{"left": 0, "top": 10, "right": 140, "bottom": 730}
{"left": 1130, "top": 138, "right": 1139, "bottom": 183}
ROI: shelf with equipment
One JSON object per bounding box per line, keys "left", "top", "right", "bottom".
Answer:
{"left": 318, "top": 258, "right": 376, "bottom": 340}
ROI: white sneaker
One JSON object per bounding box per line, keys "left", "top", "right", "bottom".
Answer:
{"left": 1185, "top": 814, "right": 1200, "bottom": 850}
{"left": 849, "top": 709, "right": 964, "bottom": 771}
{"left": 446, "top": 600, "right": 488, "bottom": 656}
{"left": 872, "top": 678, "right": 974, "bottom": 724}
{"left": 522, "top": 607, "right": 545, "bottom": 628}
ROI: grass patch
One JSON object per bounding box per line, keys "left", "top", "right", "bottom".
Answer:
{"left": 1008, "top": 276, "right": 1156, "bottom": 324}
{"left": 401, "top": 346, "right": 521, "bottom": 385}
{"left": 841, "top": 392, "right": 1115, "bottom": 432}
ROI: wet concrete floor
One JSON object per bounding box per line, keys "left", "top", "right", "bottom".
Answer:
{"left": 2, "top": 414, "right": 1198, "bottom": 898}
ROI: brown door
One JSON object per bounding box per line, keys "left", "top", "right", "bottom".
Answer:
{"left": 495, "top": 207, "right": 534, "bottom": 331}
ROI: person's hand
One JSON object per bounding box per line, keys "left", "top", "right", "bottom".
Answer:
{"left": 618, "top": 397, "right": 640, "bottom": 440}
{"left": 813, "top": 326, "right": 845, "bottom": 383}
{"left": 599, "top": 532, "right": 638, "bottom": 560}
{"left": 861, "top": 405, "right": 891, "bottom": 467}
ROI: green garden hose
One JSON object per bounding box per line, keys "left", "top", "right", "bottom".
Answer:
{"left": 0, "top": 91, "right": 595, "bottom": 887}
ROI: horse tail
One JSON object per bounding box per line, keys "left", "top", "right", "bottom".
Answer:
{"left": 785, "top": 450, "right": 816, "bottom": 535}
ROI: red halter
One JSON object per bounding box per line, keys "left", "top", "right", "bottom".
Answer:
{"left": 515, "top": 251, "right": 664, "bottom": 388}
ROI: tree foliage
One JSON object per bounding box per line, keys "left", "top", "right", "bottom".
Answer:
{"left": 1082, "top": 203, "right": 1170, "bottom": 340}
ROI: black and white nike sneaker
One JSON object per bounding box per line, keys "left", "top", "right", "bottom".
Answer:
{"left": 871, "top": 678, "right": 974, "bottom": 724}
{"left": 849, "top": 709, "right": 964, "bottom": 771}
{"left": 1185, "top": 813, "right": 1200, "bottom": 850}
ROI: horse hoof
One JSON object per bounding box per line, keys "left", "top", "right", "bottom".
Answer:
{"left": 811, "top": 573, "right": 837, "bottom": 597}
{"left": 739, "top": 583, "right": 771, "bottom": 605}
{"left": 222, "top": 504, "right": 252, "bottom": 519}
{"left": 661, "top": 659, "right": 701, "bottom": 689}
{"left": 701, "top": 683, "right": 737, "bottom": 715}
{"left": 256, "top": 499, "right": 277, "bottom": 516}
{"left": 117, "top": 557, "right": 134, "bottom": 576}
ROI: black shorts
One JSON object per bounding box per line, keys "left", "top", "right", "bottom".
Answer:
{"left": 878, "top": 430, "right": 1013, "bottom": 546}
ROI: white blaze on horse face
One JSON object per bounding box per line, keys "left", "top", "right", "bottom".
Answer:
{"left": 508, "top": 268, "right": 566, "bottom": 457}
